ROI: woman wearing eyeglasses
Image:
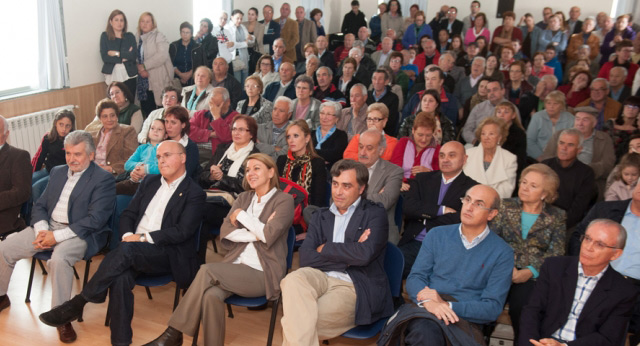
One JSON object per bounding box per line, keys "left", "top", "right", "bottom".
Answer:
{"left": 343, "top": 103, "right": 399, "bottom": 161}
{"left": 236, "top": 75, "right": 273, "bottom": 124}
{"left": 489, "top": 163, "right": 566, "bottom": 344}
{"left": 311, "top": 102, "right": 348, "bottom": 171}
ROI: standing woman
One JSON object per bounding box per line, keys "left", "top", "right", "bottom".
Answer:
{"left": 243, "top": 7, "right": 265, "bottom": 75}
{"left": 226, "top": 10, "right": 254, "bottom": 85}
{"left": 536, "top": 15, "right": 567, "bottom": 55}
{"left": 402, "top": 11, "right": 432, "bottom": 49}
{"left": 100, "top": 10, "right": 138, "bottom": 97}
{"left": 170, "top": 22, "right": 206, "bottom": 87}
{"left": 136, "top": 12, "right": 174, "bottom": 117}
{"left": 277, "top": 119, "right": 328, "bottom": 208}
{"left": 310, "top": 8, "right": 326, "bottom": 37}
{"left": 31, "top": 110, "right": 75, "bottom": 203}
{"left": 381, "top": 0, "right": 405, "bottom": 40}
{"left": 601, "top": 14, "right": 636, "bottom": 65}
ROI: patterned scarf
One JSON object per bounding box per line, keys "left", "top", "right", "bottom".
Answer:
{"left": 284, "top": 150, "right": 313, "bottom": 192}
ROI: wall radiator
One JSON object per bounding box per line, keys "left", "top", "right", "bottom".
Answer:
{"left": 6, "top": 105, "right": 77, "bottom": 158}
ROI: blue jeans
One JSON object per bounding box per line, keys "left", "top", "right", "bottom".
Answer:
{"left": 234, "top": 68, "right": 248, "bottom": 86}
{"left": 32, "top": 169, "right": 50, "bottom": 203}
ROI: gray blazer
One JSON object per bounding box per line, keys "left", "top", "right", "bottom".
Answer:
{"left": 256, "top": 121, "right": 289, "bottom": 159}
{"left": 292, "top": 98, "right": 321, "bottom": 129}
{"left": 367, "top": 159, "right": 404, "bottom": 244}
{"left": 371, "top": 50, "right": 391, "bottom": 67}
{"left": 454, "top": 75, "right": 480, "bottom": 106}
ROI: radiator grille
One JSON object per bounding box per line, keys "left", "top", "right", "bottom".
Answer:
{"left": 6, "top": 105, "right": 76, "bottom": 158}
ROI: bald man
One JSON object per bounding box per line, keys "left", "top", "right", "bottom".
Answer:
{"left": 380, "top": 184, "right": 513, "bottom": 345}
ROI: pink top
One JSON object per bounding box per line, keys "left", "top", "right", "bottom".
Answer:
{"left": 464, "top": 27, "right": 491, "bottom": 47}
{"left": 295, "top": 102, "right": 311, "bottom": 120}
{"left": 531, "top": 65, "right": 554, "bottom": 79}
{"left": 95, "top": 128, "right": 113, "bottom": 166}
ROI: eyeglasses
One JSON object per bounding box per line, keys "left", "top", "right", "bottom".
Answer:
{"left": 162, "top": 95, "right": 177, "bottom": 100}
{"left": 460, "top": 196, "right": 492, "bottom": 211}
{"left": 366, "top": 117, "right": 384, "bottom": 123}
{"left": 245, "top": 84, "right": 261, "bottom": 89}
{"left": 156, "top": 152, "right": 182, "bottom": 160}
{"left": 232, "top": 127, "right": 250, "bottom": 133}
{"left": 625, "top": 104, "right": 639, "bottom": 109}
{"left": 580, "top": 234, "right": 620, "bottom": 251}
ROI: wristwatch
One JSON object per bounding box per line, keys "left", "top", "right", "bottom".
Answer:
{"left": 140, "top": 235, "right": 147, "bottom": 242}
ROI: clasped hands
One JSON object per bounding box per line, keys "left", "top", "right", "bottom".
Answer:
{"left": 417, "top": 286, "right": 459, "bottom": 325}
{"left": 33, "top": 231, "right": 57, "bottom": 250}
{"left": 316, "top": 228, "right": 370, "bottom": 253}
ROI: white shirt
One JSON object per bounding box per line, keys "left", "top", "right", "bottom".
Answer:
{"left": 34, "top": 166, "right": 88, "bottom": 242}
{"left": 469, "top": 73, "right": 483, "bottom": 88}
{"left": 367, "top": 159, "right": 380, "bottom": 179}
{"left": 459, "top": 224, "right": 490, "bottom": 249}
{"left": 121, "top": 172, "right": 187, "bottom": 243}
{"left": 226, "top": 187, "right": 278, "bottom": 271}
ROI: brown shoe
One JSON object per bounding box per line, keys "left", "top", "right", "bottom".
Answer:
{"left": 0, "top": 295, "right": 10, "bottom": 313}
{"left": 57, "top": 323, "right": 77, "bottom": 343}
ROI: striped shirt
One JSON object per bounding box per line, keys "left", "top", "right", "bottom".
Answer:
{"left": 552, "top": 263, "right": 607, "bottom": 342}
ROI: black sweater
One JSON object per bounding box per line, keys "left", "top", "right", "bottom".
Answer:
{"left": 33, "top": 136, "right": 66, "bottom": 172}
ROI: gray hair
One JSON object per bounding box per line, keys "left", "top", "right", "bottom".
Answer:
{"left": 316, "top": 66, "right": 333, "bottom": 78}
{"left": 295, "top": 74, "right": 315, "bottom": 90}
{"left": 274, "top": 37, "right": 286, "bottom": 48}
{"left": 611, "top": 66, "right": 628, "bottom": 77}
{"left": 0, "top": 115, "right": 7, "bottom": 134}
{"left": 586, "top": 219, "right": 627, "bottom": 249}
{"left": 472, "top": 56, "right": 486, "bottom": 67}
{"left": 321, "top": 101, "right": 343, "bottom": 117}
{"left": 559, "top": 128, "right": 584, "bottom": 148}
{"left": 579, "top": 44, "right": 591, "bottom": 52}
{"left": 440, "top": 50, "right": 457, "bottom": 61}
{"left": 352, "top": 40, "right": 365, "bottom": 51}
{"left": 274, "top": 96, "right": 294, "bottom": 113}
{"left": 351, "top": 83, "right": 368, "bottom": 97}
{"left": 64, "top": 130, "right": 96, "bottom": 155}
{"left": 584, "top": 16, "right": 595, "bottom": 25}
{"left": 212, "top": 87, "right": 230, "bottom": 102}
{"left": 541, "top": 74, "right": 559, "bottom": 88}
{"left": 591, "top": 77, "right": 610, "bottom": 89}
{"left": 306, "top": 54, "right": 319, "bottom": 65}
{"left": 361, "top": 128, "right": 387, "bottom": 150}
{"left": 349, "top": 47, "right": 362, "bottom": 57}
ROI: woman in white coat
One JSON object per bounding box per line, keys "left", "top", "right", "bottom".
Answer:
{"left": 136, "top": 12, "right": 174, "bottom": 117}
{"left": 464, "top": 116, "right": 518, "bottom": 198}
{"left": 226, "top": 10, "right": 255, "bottom": 85}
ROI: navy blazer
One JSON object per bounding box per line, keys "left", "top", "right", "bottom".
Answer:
{"left": 519, "top": 256, "right": 637, "bottom": 346}
{"left": 299, "top": 198, "right": 394, "bottom": 325}
{"left": 120, "top": 173, "right": 205, "bottom": 287}
{"left": 32, "top": 162, "right": 116, "bottom": 258}
{"left": 400, "top": 171, "right": 479, "bottom": 245}
{"left": 263, "top": 81, "right": 296, "bottom": 102}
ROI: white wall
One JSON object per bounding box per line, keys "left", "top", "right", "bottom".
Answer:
{"left": 62, "top": 0, "right": 192, "bottom": 88}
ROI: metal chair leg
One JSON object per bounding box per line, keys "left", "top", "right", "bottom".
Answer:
{"left": 37, "top": 259, "right": 47, "bottom": 275}
{"left": 145, "top": 286, "right": 153, "bottom": 300}
{"left": 267, "top": 296, "right": 281, "bottom": 346}
{"left": 25, "top": 258, "right": 37, "bottom": 303}
{"left": 227, "top": 303, "right": 234, "bottom": 318}
{"left": 172, "top": 286, "right": 180, "bottom": 311}
{"left": 192, "top": 324, "right": 200, "bottom": 346}
{"left": 72, "top": 265, "right": 79, "bottom": 280}
{"left": 78, "top": 259, "right": 91, "bottom": 323}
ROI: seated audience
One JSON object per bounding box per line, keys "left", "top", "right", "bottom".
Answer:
{"left": 521, "top": 219, "right": 637, "bottom": 346}
{"left": 138, "top": 86, "right": 181, "bottom": 143}
{"left": 270, "top": 38, "right": 294, "bottom": 72}
{"left": 256, "top": 96, "right": 293, "bottom": 159}
{"left": 541, "top": 106, "right": 616, "bottom": 199}
{"left": 372, "top": 37, "right": 393, "bottom": 68}
{"left": 607, "top": 66, "right": 632, "bottom": 103}
{"left": 336, "top": 83, "right": 369, "bottom": 140}
{"left": 315, "top": 35, "right": 336, "bottom": 73}
{"left": 605, "top": 153, "right": 640, "bottom": 201}
{"left": 368, "top": 69, "right": 400, "bottom": 135}
{"left": 292, "top": 75, "right": 321, "bottom": 129}
{"left": 189, "top": 87, "right": 240, "bottom": 164}
{"left": 541, "top": 129, "right": 596, "bottom": 229}
{"left": 31, "top": 110, "right": 75, "bottom": 203}
{"left": 484, "top": 55, "right": 504, "bottom": 83}
{"left": 253, "top": 54, "right": 280, "bottom": 87}
{"left": 603, "top": 96, "right": 640, "bottom": 161}
{"left": 313, "top": 66, "right": 346, "bottom": 106}
{"left": 279, "top": 159, "right": 393, "bottom": 345}
{"left": 490, "top": 164, "right": 566, "bottom": 342}
{"left": 566, "top": 18, "right": 598, "bottom": 64}
{"left": 414, "top": 38, "right": 440, "bottom": 73}
{"left": 392, "top": 185, "right": 512, "bottom": 344}
{"left": 236, "top": 75, "right": 273, "bottom": 125}
{"left": 311, "top": 101, "right": 348, "bottom": 171}
{"left": 115, "top": 119, "right": 165, "bottom": 195}
{"left": 2, "top": 130, "right": 115, "bottom": 342}
{"left": 39, "top": 140, "right": 204, "bottom": 346}
{"left": 87, "top": 99, "right": 138, "bottom": 176}
{"left": 456, "top": 42, "right": 480, "bottom": 75}
{"left": 333, "top": 33, "right": 355, "bottom": 65}
{"left": 277, "top": 119, "right": 327, "bottom": 208}
{"left": 145, "top": 153, "right": 294, "bottom": 346}
{"left": 108, "top": 82, "right": 144, "bottom": 133}
{"left": 181, "top": 66, "right": 214, "bottom": 115}
{"left": 543, "top": 47, "right": 562, "bottom": 84}
{"left": 520, "top": 74, "right": 558, "bottom": 121}
{"left": 391, "top": 112, "right": 440, "bottom": 183}
{"left": 460, "top": 77, "right": 490, "bottom": 128}
{"left": 163, "top": 106, "right": 200, "bottom": 179}
{"left": 344, "top": 103, "right": 398, "bottom": 161}
{"left": 531, "top": 52, "right": 554, "bottom": 79}
{"left": 358, "top": 26, "right": 377, "bottom": 55}
{"left": 399, "top": 89, "right": 455, "bottom": 144}
{"left": 263, "top": 61, "right": 296, "bottom": 102}
{"left": 399, "top": 141, "right": 478, "bottom": 276}
{"left": 404, "top": 66, "right": 460, "bottom": 128}
{"left": 526, "top": 91, "right": 575, "bottom": 160}
{"left": 599, "top": 40, "right": 638, "bottom": 87}
{"left": 505, "top": 61, "right": 533, "bottom": 108}
{"left": 600, "top": 14, "right": 636, "bottom": 65}
{"left": 462, "top": 80, "right": 519, "bottom": 145}
{"left": 558, "top": 68, "right": 591, "bottom": 108}
{"left": 303, "top": 54, "right": 320, "bottom": 85}
{"left": 389, "top": 52, "right": 410, "bottom": 100}
{"left": 333, "top": 58, "right": 361, "bottom": 108}
{"left": 494, "top": 101, "right": 527, "bottom": 176}
{"left": 454, "top": 56, "right": 485, "bottom": 106}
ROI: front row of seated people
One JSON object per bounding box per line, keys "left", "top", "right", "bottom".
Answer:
{"left": 0, "top": 109, "right": 637, "bottom": 346}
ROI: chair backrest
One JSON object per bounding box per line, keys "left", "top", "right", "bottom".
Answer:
{"left": 286, "top": 226, "right": 295, "bottom": 270}
{"left": 384, "top": 242, "right": 404, "bottom": 298}
{"left": 109, "top": 195, "right": 134, "bottom": 251}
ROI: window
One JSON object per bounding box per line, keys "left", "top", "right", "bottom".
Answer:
{"left": 193, "top": 0, "right": 231, "bottom": 29}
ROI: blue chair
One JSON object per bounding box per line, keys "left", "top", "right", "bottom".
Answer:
{"left": 340, "top": 242, "right": 404, "bottom": 339}
{"left": 192, "top": 226, "right": 296, "bottom": 346}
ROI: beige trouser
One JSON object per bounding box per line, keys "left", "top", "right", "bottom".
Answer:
{"left": 280, "top": 267, "right": 357, "bottom": 346}
{"left": 168, "top": 262, "right": 265, "bottom": 346}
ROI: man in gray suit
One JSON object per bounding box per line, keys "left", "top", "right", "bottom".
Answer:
{"left": 0, "top": 130, "right": 115, "bottom": 342}
{"left": 356, "top": 129, "right": 403, "bottom": 244}
{"left": 256, "top": 96, "right": 293, "bottom": 159}
{"left": 371, "top": 37, "right": 394, "bottom": 68}
{"left": 295, "top": 6, "right": 317, "bottom": 63}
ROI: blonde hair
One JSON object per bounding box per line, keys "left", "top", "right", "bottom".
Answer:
{"left": 137, "top": 12, "right": 157, "bottom": 36}
{"left": 366, "top": 103, "right": 390, "bottom": 119}
{"left": 544, "top": 90, "right": 567, "bottom": 110}
{"left": 493, "top": 101, "right": 524, "bottom": 130}
{"left": 474, "top": 116, "right": 508, "bottom": 145}
{"left": 242, "top": 153, "right": 281, "bottom": 191}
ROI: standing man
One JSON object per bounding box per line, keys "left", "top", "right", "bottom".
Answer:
{"left": 279, "top": 159, "right": 394, "bottom": 345}
{"left": 316, "top": 35, "right": 336, "bottom": 73}
{"left": 567, "top": 6, "right": 583, "bottom": 35}
{"left": 0, "top": 115, "right": 31, "bottom": 238}
{"left": 260, "top": 5, "right": 281, "bottom": 55}
{"left": 276, "top": 3, "right": 299, "bottom": 63}
{"left": 0, "top": 130, "right": 115, "bottom": 343}
{"left": 39, "top": 141, "right": 206, "bottom": 346}
{"left": 438, "top": 6, "right": 464, "bottom": 37}
{"left": 341, "top": 1, "right": 367, "bottom": 36}
{"left": 536, "top": 7, "right": 554, "bottom": 29}
{"left": 210, "top": 57, "right": 243, "bottom": 110}
{"left": 295, "top": 6, "right": 317, "bottom": 63}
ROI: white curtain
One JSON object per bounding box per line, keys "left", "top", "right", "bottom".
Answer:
{"left": 302, "top": 0, "right": 325, "bottom": 23}
{"left": 399, "top": 0, "right": 427, "bottom": 16}
{"left": 37, "top": 0, "right": 69, "bottom": 89}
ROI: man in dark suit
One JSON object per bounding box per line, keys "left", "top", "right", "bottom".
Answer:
{"left": 263, "top": 62, "right": 296, "bottom": 102}
{"left": 39, "top": 140, "right": 206, "bottom": 346}
{"left": 279, "top": 159, "right": 393, "bottom": 344}
{"left": 0, "top": 115, "right": 31, "bottom": 237}
{"left": 316, "top": 35, "right": 336, "bottom": 73}
{"left": 0, "top": 130, "right": 115, "bottom": 342}
{"left": 260, "top": 5, "right": 281, "bottom": 55}
{"left": 399, "top": 141, "right": 478, "bottom": 277}
{"left": 520, "top": 219, "right": 637, "bottom": 346}
{"left": 437, "top": 6, "right": 464, "bottom": 37}
{"left": 341, "top": 0, "right": 367, "bottom": 36}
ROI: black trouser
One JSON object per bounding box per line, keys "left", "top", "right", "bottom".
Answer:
{"left": 139, "top": 90, "right": 157, "bottom": 118}
{"left": 399, "top": 239, "right": 422, "bottom": 279}
{"left": 507, "top": 279, "right": 536, "bottom": 345}
{"left": 81, "top": 242, "right": 171, "bottom": 346}
{"left": 404, "top": 318, "right": 446, "bottom": 345}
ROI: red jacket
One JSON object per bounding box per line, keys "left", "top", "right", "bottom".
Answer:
{"left": 390, "top": 137, "right": 440, "bottom": 181}
{"left": 598, "top": 60, "right": 639, "bottom": 87}
{"left": 414, "top": 51, "right": 441, "bottom": 75}
{"left": 189, "top": 109, "right": 239, "bottom": 154}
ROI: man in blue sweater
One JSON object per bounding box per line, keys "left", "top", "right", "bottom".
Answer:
{"left": 405, "top": 184, "right": 514, "bottom": 344}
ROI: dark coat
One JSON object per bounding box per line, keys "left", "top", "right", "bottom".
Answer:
{"left": 169, "top": 39, "right": 206, "bottom": 73}
{"left": 300, "top": 199, "right": 394, "bottom": 325}
{"left": 263, "top": 81, "right": 296, "bottom": 102}
{"left": 519, "top": 256, "right": 637, "bottom": 346}
{"left": 311, "top": 128, "right": 348, "bottom": 170}
{"left": 200, "top": 142, "right": 260, "bottom": 195}
{"left": 0, "top": 144, "right": 32, "bottom": 235}
{"left": 368, "top": 86, "right": 400, "bottom": 136}
{"left": 100, "top": 32, "right": 138, "bottom": 77}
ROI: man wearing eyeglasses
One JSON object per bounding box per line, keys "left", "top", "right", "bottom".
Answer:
{"left": 521, "top": 219, "right": 637, "bottom": 346}
{"left": 437, "top": 6, "right": 463, "bottom": 37}
{"left": 40, "top": 140, "right": 206, "bottom": 346}
{"left": 575, "top": 78, "right": 622, "bottom": 130}
{"left": 385, "top": 184, "right": 513, "bottom": 344}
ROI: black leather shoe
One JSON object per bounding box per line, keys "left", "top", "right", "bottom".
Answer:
{"left": 39, "top": 301, "right": 83, "bottom": 327}
{"left": 57, "top": 323, "right": 77, "bottom": 343}
{"left": 143, "top": 327, "right": 183, "bottom": 346}
{"left": 0, "top": 295, "right": 10, "bottom": 313}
